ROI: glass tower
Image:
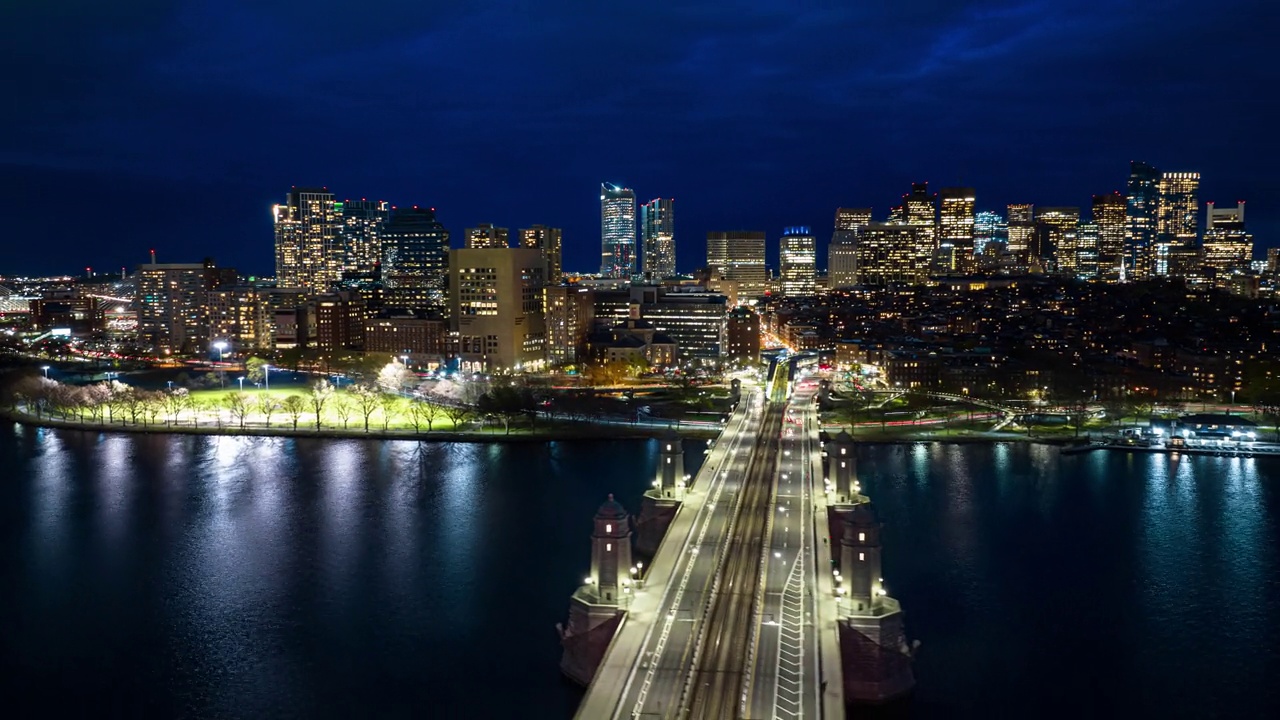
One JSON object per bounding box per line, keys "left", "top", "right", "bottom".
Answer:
{"left": 640, "top": 198, "right": 676, "bottom": 280}
{"left": 382, "top": 206, "right": 450, "bottom": 311}
{"left": 779, "top": 226, "right": 816, "bottom": 297}
{"left": 600, "top": 183, "right": 637, "bottom": 278}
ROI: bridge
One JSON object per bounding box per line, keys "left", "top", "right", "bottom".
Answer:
{"left": 559, "top": 359, "right": 915, "bottom": 718}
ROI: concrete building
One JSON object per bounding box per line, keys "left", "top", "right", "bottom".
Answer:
{"left": 545, "top": 284, "right": 595, "bottom": 366}
{"left": 1035, "top": 207, "right": 1080, "bottom": 275}
{"left": 448, "top": 247, "right": 548, "bottom": 372}
{"left": 204, "top": 285, "right": 261, "bottom": 352}
{"left": 465, "top": 223, "right": 509, "bottom": 250}
{"left": 830, "top": 208, "right": 872, "bottom": 290}
{"left": 135, "top": 260, "right": 236, "bottom": 354}
{"left": 938, "top": 187, "right": 976, "bottom": 272}
{"left": 383, "top": 206, "right": 450, "bottom": 312}
{"left": 338, "top": 199, "right": 389, "bottom": 277}
{"left": 1203, "top": 201, "right": 1253, "bottom": 284}
{"left": 640, "top": 198, "right": 675, "bottom": 280}
{"left": 274, "top": 187, "right": 341, "bottom": 291}
{"left": 706, "top": 231, "right": 767, "bottom": 297}
{"left": 854, "top": 223, "right": 932, "bottom": 285}
{"left": 725, "top": 306, "right": 761, "bottom": 364}
{"left": 314, "top": 290, "right": 368, "bottom": 351}
{"left": 520, "top": 225, "right": 564, "bottom": 285}
{"left": 779, "top": 226, "right": 816, "bottom": 296}
{"left": 593, "top": 286, "right": 728, "bottom": 361}
{"left": 1006, "top": 203, "right": 1035, "bottom": 269}
{"left": 601, "top": 183, "right": 637, "bottom": 278}
{"left": 1091, "top": 192, "right": 1127, "bottom": 282}
{"left": 364, "top": 310, "right": 449, "bottom": 367}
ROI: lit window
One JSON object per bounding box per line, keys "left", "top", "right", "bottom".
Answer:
{"left": 859, "top": 552, "right": 865, "bottom": 561}
{"left": 605, "top": 524, "right": 612, "bottom": 533}
{"left": 858, "top": 532, "right": 866, "bottom": 542}
{"left": 606, "top": 543, "right": 612, "bottom": 552}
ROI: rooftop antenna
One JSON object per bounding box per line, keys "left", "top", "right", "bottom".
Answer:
{"left": 150, "top": 249, "right": 156, "bottom": 264}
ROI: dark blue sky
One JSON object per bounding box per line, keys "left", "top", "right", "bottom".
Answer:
{"left": 3, "top": 0, "right": 1276, "bottom": 277}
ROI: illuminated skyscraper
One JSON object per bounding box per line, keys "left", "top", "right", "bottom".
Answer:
{"left": 939, "top": 187, "right": 976, "bottom": 272}
{"left": 382, "top": 206, "right": 450, "bottom": 311}
{"left": 1091, "top": 192, "right": 1127, "bottom": 282}
{"left": 274, "top": 187, "right": 341, "bottom": 291}
{"left": 1006, "top": 204, "right": 1035, "bottom": 268}
{"left": 466, "top": 223, "right": 509, "bottom": 249}
{"left": 1153, "top": 171, "right": 1200, "bottom": 276}
{"left": 640, "top": 198, "right": 675, "bottom": 280}
{"left": 520, "top": 225, "right": 563, "bottom": 285}
{"left": 1035, "top": 207, "right": 1080, "bottom": 274}
{"left": 544, "top": 285, "right": 594, "bottom": 365}
{"left": 1126, "top": 161, "right": 1160, "bottom": 279}
{"left": 448, "top": 247, "right": 547, "bottom": 372}
{"left": 338, "top": 199, "right": 390, "bottom": 277}
{"left": 1077, "top": 222, "right": 1100, "bottom": 279}
{"left": 854, "top": 223, "right": 932, "bottom": 285}
{"left": 779, "top": 227, "right": 816, "bottom": 297}
{"left": 706, "top": 231, "right": 767, "bottom": 297}
{"left": 830, "top": 208, "right": 872, "bottom": 290}
{"left": 1203, "top": 201, "right": 1253, "bottom": 284}
{"left": 600, "top": 183, "right": 637, "bottom": 277}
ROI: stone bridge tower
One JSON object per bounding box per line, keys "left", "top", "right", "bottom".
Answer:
{"left": 559, "top": 495, "right": 634, "bottom": 685}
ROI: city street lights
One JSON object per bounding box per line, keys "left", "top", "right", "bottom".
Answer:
{"left": 237, "top": 376, "right": 245, "bottom": 392}
{"left": 213, "top": 341, "right": 227, "bottom": 362}
{"left": 40, "top": 365, "right": 50, "bottom": 378}
{"left": 263, "top": 364, "right": 270, "bottom": 391}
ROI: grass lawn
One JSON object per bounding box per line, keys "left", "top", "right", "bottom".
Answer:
{"left": 186, "top": 387, "right": 462, "bottom": 432}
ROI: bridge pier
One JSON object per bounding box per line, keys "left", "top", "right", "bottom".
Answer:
{"left": 635, "top": 432, "right": 689, "bottom": 556}
{"left": 558, "top": 495, "right": 636, "bottom": 686}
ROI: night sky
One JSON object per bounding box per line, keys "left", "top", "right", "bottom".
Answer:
{"left": 3, "top": 1, "right": 1276, "bottom": 277}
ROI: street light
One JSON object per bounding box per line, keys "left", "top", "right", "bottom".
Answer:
{"left": 40, "top": 365, "right": 50, "bottom": 378}
{"left": 263, "top": 363, "right": 270, "bottom": 391}
{"left": 237, "top": 376, "right": 245, "bottom": 391}
{"left": 213, "top": 341, "right": 227, "bottom": 362}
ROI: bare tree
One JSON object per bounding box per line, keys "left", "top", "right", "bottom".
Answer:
{"left": 256, "top": 393, "right": 280, "bottom": 428}
{"left": 163, "top": 388, "right": 189, "bottom": 426}
{"left": 282, "top": 395, "right": 306, "bottom": 430}
{"left": 408, "top": 398, "right": 440, "bottom": 432}
{"left": 378, "top": 392, "right": 399, "bottom": 430}
{"left": 331, "top": 393, "right": 354, "bottom": 429}
{"left": 442, "top": 402, "right": 470, "bottom": 429}
{"left": 310, "top": 381, "right": 333, "bottom": 430}
{"left": 351, "top": 385, "right": 380, "bottom": 432}
{"left": 225, "top": 391, "right": 249, "bottom": 429}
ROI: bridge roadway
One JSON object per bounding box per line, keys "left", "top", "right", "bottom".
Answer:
{"left": 575, "top": 387, "right": 768, "bottom": 719}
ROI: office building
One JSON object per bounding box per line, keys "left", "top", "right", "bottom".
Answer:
{"left": 1007, "top": 203, "right": 1035, "bottom": 268}
{"left": 706, "top": 231, "right": 768, "bottom": 297}
{"left": 600, "top": 183, "right": 637, "bottom": 278}
{"left": 830, "top": 208, "right": 872, "bottom": 290}
{"left": 545, "top": 285, "right": 595, "bottom": 366}
{"left": 338, "top": 199, "right": 390, "bottom": 277}
{"left": 973, "top": 210, "right": 1006, "bottom": 257}
{"left": 1203, "top": 201, "right": 1253, "bottom": 283}
{"left": 1035, "top": 207, "right": 1080, "bottom": 275}
{"left": 274, "top": 187, "right": 341, "bottom": 291}
{"left": 1154, "top": 171, "right": 1200, "bottom": 276}
{"left": 204, "top": 285, "right": 262, "bottom": 351}
{"left": 383, "top": 206, "right": 450, "bottom": 311}
{"left": 592, "top": 286, "right": 728, "bottom": 360}
{"left": 448, "top": 247, "right": 548, "bottom": 372}
{"left": 314, "top": 290, "right": 368, "bottom": 352}
{"left": 364, "top": 310, "right": 450, "bottom": 367}
{"left": 1126, "top": 161, "right": 1161, "bottom": 279}
{"left": 1077, "top": 222, "right": 1100, "bottom": 279}
{"left": 466, "top": 223, "right": 509, "bottom": 249}
{"left": 939, "top": 187, "right": 976, "bottom": 272}
{"left": 854, "top": 223, "right": 932, "bottom": 285}
{"left": 640, "top": 198, "right": 676, "bottom": 280}
{"left": 520, "top": 225, "right": 564, "bottom": 285}
{"left": 1092, "top": 192, "right": 1128, "bottom": 282}
{"left": 725, "top": 306, "right": 761, "bottom": 364}
{"left": 779, "top": 226, "right": 817, "bottom": 297}
{"left": 136, "top": 259, "right": 236, "bottom": 354}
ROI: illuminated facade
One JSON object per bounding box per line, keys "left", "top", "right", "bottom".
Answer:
{"left": 600, "top": 183, "right": 637, "bottom": 278}
{"left": 204, "top": 285, "right": 262, "bottom": 351}
{"left": 779, "top": 226, "right": 816, "bottom": 296}
{"left": 830, "top": 208, "right": 872, "bottom": 290}
{"left": 1154, "top": 171, "right": 1200, "bottom": 276}
{"left": 640, "top": 198, "right": 676, "bottom": 280}
{"left": 1203, "top": 201, "right": 1253, "bottom": 284}
{"left": 938, "top": 187, "right": 976, "bottom": 272}
{"left": 1006, "top": 203, "right": 1035, "bottom": 268}
{"left": 706, "top": 231, "right": 768, "bottom": 297}
{"left": 274, "top": 187, "right": 341, "bottom": 291}
{"left": 854, "top": 223, "right": 932, "bottom": 285}
{"left": 338, "top": 199, "right": 389, "bottom": 277}
{"left": 1126, "top": 161, "right": 1160, "bottom": 279}
{"left": 1034, "top": 207, "right": 1080, "bottom": 275}
{"left": 466, "top": 223, "right": 509, "bottom": 249}
{"left": 544, "top": 285, "right": 595, "bottom": 366}
{"left": 136, "top": 260, "right": 236, "bottom": 353}
{"left": 1076, "top": 222, "right": 1100, "bottom": 279}
{"left": 520, "top": 225, "right": 564, "bottom": 285}
{"left": 383, "top": 207, "right": 450, "bottom": 311}
{"left": 1091, "top": 192, "right": 1127, "bottom": 282}
{"left": 448, "top": 247, "right": 547, "bottom": 372}
{"left": 973, "top": 211, "right": 1006, "bottom": 257}
{"left": 726, "top": 306, "right": 761, "bottom": 364}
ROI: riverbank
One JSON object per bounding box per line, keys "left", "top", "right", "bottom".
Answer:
{"left": 2, "top": 408, "right": 721, "bottom": 443}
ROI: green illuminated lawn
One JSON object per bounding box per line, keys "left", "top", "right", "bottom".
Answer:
{"left": 178, "top": 387, "right": 463, "bottom": 432}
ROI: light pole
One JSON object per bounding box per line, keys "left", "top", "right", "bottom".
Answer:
{"left": 263, "top": 364, "right": 270, "bottom": 391}
{"left": 167, "top": 381, "right": 174, "bottom": 390}
{"left": 41, "top": 365, "right": 50, "bottom": 379}
{"left": 237, "top": 376, "right": 245, "bottom": 392}
{"left": 213, "top": 341, "right": 227, "bottom": 362}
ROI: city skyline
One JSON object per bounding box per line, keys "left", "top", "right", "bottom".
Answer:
{"left": 3, "top": 2, "right": 1275, "bottom": 276}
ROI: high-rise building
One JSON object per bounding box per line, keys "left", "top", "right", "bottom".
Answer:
{"left": 779, "top": 227, "right": 816, "bottom": 297}
{"left": 1092, "top": 192, "right": 1128, "bottom": 282}
{"left": 274, "top": 187, "right": 341, "bottom": 291}
{"left": 520, "top": 225, "right": 564, "bottom": 285}
{"left": 338, "top": 199, "right": 390, "bottom": 277}
{"left": 854, "top": 223, "right": 932, "bottom": 285}
{"left": 725, "top": 306, "right": 761, "bottom": 364}
{"left": 383, "top": 206, "right": 450, "bottom": 311}
{"left": 448, "top": 247, "right": 548, "bottom": 372}
{"left": 939, "top": 188, "right": 976, "bottom": 272}
{"left": 1076, "top": 222, "right": 1100, "bottom": 279}
{"left": 830, "top": 208, "right": 872, "bottom": 290}
{"left": 544, "top": 285, "right": 595, "bottom": 366}
{"left": 204, "top": 285, "right": 262, "bottom": 351}
{"left": 1203, "top": 201, "right": 1253, "bottom": 283}
{"left": 600, "top": 183, "right": 637, "bottom": 278}
{"left": 1035, "top": 207, "right": 1080, "bottom": 274}
{"left": 136, "top": 259, "right": 236, "bottom": 354}
{"left": 973, "top": 211, "right": 1006, "bottom": 257}
{"left": 1154, "top": 171, "right": 1200, "bottom": 276}
{"left": 593, "top": 286, "right": 727, "bottom": 360}
{"left": 903, "top": 182, "right": 938, "bottom": 266}
{"left": 706, "top": 231, "right": 768, "bottom": 297}
{"left": 640, "top": 198, "right": 676, "bottom": 280}
{"left": 1126, "top": 161, "right": 1161, "bottom": 279}
{"left": 314, "top": 290, "right": 369, "bottom": 351}
{"left": 466, "top": 223, "right": 509, "bottom": 249}
{"left": 1007, "top": 203, "right": 1035, "bottom": 268}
